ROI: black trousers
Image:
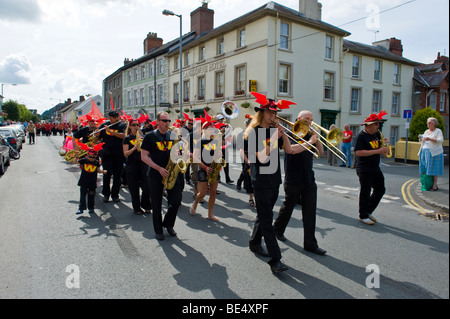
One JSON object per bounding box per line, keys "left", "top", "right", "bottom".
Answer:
{"left": 149, "top": 172, "right": 184, "bottom": 235}
{"left": 274, "top": 182, "right": 318, "bottom": 250}
{"left": 126, "top": 162, "right": 151, "bottom": 212}
{"left": 28, "top": 132, "right": 35, "bottom": 144}
{"left": 79, "top": 186, "right": 95, "bottom": 210}
{"left": 101, "top": 150, "right": 124, "bottom": 199}
{"left": 357, "top": 169, "right": 385, "bottom": 219}
{"left": 249, "top": 187, "right": 282, "bottom": 265}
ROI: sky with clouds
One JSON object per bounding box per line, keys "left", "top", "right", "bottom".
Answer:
{"left": 0, "top": 0, "right": 448, "bottom": 115}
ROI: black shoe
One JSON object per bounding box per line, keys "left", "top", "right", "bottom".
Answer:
{"left": 103, "top": 197, "right": 109, "bottom": 203}
{"left": 339, "top": 164, "right": 346, "bottom": 167}
{"left": 76, "top": 209, "right": 84, "bottom": 215}
{"left": 112, "top": 198, "right": 120, "bottom": 203}
{"left": 271, "top": 261, "right": 288, "bottom": 273}
{"left": 276, "top": 233, "right": 287, "bottom": 242}
{"left": 249, "top": 244, "right": 269, "bottom": 257}
{"left": 166, "top": 227, "right": 177, "bottom": 237}
{"left": 236, "top": 185, "right": 242, "bottom": 191}
{"left": 156, "top": 233, "right": 165, "bottom": 241}
{"left": 304, "top": 247, "right": 327, "bottom": 255}
{"left": 226, "top": 179, "right": 234, "bottom": 184}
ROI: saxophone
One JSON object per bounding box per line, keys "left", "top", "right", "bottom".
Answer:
{"left": 378, "top": 130, "right": 392, "bottom": 158}
{"left": 64, "top": 136, "right": 95, "bottom": 162}
{"left": 206, "top": 157, "right": 226, "bottom": 184}
{"left": 162, "top": 136, "right": 190, "bottom": 190}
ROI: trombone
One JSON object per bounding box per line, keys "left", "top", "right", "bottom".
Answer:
{"left": 274, "top": 116, "right": 320, "bottom": 158}
{"left": 310, "top": 122, "right": 347, "bottom": 164}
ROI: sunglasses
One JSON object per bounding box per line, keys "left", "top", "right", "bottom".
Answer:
{"left": 160, "top": 119, "right": 171, "bottom": 123}
{"left": 131, "top": 123, "right": 139, "bottom": 126}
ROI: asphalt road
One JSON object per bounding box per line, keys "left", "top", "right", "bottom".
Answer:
{"left": 0, "top": 135, "right": 448, "bottom": 301}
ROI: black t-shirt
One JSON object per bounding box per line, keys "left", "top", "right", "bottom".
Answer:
{"left": 98, "top": 121, "right": 127, "bottom": 151}
{"left": 354, "top": 130, "right": 382, "bottom": 173}
{"left": 247, "top": 126, "right": 284, "bottom": 189}
{"left": 141, "top": 129, "right": 174, "bottom": 176}
{"left": 77, "top": 158, "right": 100, "bottom": 188}
{"left": 73, "top": 126, "right": 95, "bottom": 142}
{"left": 123, "top": 134, "right": 142, "bottom": 166}
{"left": 284, "top": 132, "right": 316, "bottom": 186}
{"left": 195, "top": 138, "right": 221, "bottom": 166}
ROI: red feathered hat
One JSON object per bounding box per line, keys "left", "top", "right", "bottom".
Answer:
{"left": 362, "top": 110, "right": 388, "bottom": 125}
{"left": 251, "top": 92, "right": 296, "bottom": 112}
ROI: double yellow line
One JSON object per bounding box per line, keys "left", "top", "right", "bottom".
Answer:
{"left": 401, "top": 179, "right": 432, "bottom": 216}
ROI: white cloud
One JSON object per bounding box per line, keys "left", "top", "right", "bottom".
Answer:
{"left": 0, "top": 53, "right": 32, "bottom": 84}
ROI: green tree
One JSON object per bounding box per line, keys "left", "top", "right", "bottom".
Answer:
{"left": 409, "top": 107, "right": 445, "bottom": 141}
{"left": 3, "top": 100, "right": 20, "bottom": 121}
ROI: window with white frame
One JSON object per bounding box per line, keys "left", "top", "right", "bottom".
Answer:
{"left": 238, "top": 28, "right": 246, "bottom": 48}
{"left": 390, "top": 126, "right": 399, "bottom": 146}
{"left": 440, "top": 93, "right": 446, "bottom": 112}
{"left": 325, "top": 35, "right": 333, "bottom": 60}
{"left": 350, "top": 88, "right": 361, "bottom": 113}
{"left": 278, "top": 63, "right": 291, "bottom": 95}
{"left": 173, "top": 83, "right": 179, "bottom": 103}
{"left": 149, "top": 62, "right": 154, "bottom": 78}
{"left": 393, "top": 64, "right": 401, "bottom": 84}
{"left": 128, "top": 71, "right": 132, "bottom": 83}
{"left": 157, "top": 59, "right": 164, "bottom": 75}
{"left": 216, "top": 71, "right": 224, "bottom": 98}
{"left": 134, "top": 69, "right": 138, "bottom": 82}
{"left": 140, "top": 88, "right": 145, "bottom": 106}
{"left": 199, "top": 46, "right": 206, "bottom": 61}
{"left": 149, "top": 86, "right": 154, "bottom": 105}
{"left": 280, "top": 22, "right": 290, "bottom": 50}
{"left": 217, "top": 37, "right": 224, "bottom": 55}
{"left": 235, "top": 65, "right": 246, "bottom": 95}
{"left": 374, "top": 59, "right": 382, "bottom": 82}
{"left": 134, "top": 89, "right": 138, "bottom": 107}
{"left": 158, "top": 85, "right": 164, "bottom": 104}
{"left": 429, "top": 92, "right": 437, "bottom": 110}
{"left": 183, "top": 80, "right": 190, "bottom": 101}
{"left": 141, "top": 66, "right": 146, "bottom": 79}
{"left": 392, "top": 92, "right": 400, "bottom": 115}
{"left": 174, "top": 56, "right": 180, "bottom": 71}
{"left": 127, "top": 91, "right": 132, "bottom": 107}
{"left": 352, "top": 56, "right": 361, "bottom": 79}
{"left": 324, "top": 72, "right": 335, "bottom": 100}
{"left": 198, "top": 76, "right": 205, "bottom": 100}
{"left": 372, "top": 90, "right": 382, "bottom": 113}
{"left": 184, "top": 52, "right": 190, "bottom": 66}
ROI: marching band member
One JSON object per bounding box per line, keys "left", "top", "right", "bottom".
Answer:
{"left": 141, "top": 111, "right": 183, "bottom": 240}
{"left": 94, "top": 110, "right": 127, "bottom": 203}
{"left": 73, "top": 142, "right": 107, "bottom": 215}
{"left": 123, "top": 118, "right": 151, "bottom": 215}
{"left": 273, "top": 110, "right": 326, "bottom": 255}
{"left": 190, "top": 117, "right": 226, "bottom": 222}
{"left": 244, "top": 92, "right": 299, "bottom": 273}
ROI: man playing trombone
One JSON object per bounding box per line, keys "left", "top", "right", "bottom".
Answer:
{"left": 274, "top": 110, "right": 327, "bottom": 256}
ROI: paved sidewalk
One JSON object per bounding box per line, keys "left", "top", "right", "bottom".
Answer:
{"left": 416, "top": 163, "right": 449, "bottom": 213}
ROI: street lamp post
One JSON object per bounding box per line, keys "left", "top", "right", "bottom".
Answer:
{"left": 162, "top": 9, "right": 183, "bottom": 120}
{"left": 0, "top": 83, "right": 18, "bottom": 121}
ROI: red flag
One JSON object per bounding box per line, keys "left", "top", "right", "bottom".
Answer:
{"left": 78, "top": 98, "right": 104, "bottom": 123}
{"left": 110, "top": 95, "right": 115, "bottom": 111}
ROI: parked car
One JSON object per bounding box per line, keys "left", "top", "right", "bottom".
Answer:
{"left": 0, "top": 127, "right": 23, "bottom": 151}
{"left": 6, "top": 124, "right": 26, "bottom": 143}
{"left": 0, "top": 135, "right": 11, "bottom": 175}
{"left": 0, "top": 130, "right": 21, "bottom": 152}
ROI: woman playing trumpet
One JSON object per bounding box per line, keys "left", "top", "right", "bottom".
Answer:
{"left": 123, "top": 118, "right": 151, "bottom": 215}
{"left": 190, "top": 120, "right": 225, "bottom": 221}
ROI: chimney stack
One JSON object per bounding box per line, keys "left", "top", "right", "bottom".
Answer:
{"left": 80, "top": 96, "right": 85, "bottom": 102}
{"left": 190, "top": 2, "right": 214, "bottom": 36}
{"left": 389, "top": 37, "right": 403, "bottom": 56}
{"left": 299, "top": 0, "right": 322, "bottom": 20}
{"left": 144, "top": 32, "right": 163, "bottom": 54}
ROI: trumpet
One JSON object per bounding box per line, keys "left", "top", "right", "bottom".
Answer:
{"left": 274, "top": 116, "right": 320, "bottom": 158}
{"left": 221, "top": 101, "right": 239, "bottom": 119}
{"left": 309, "top": 122, "right": 347, "bottom": 164}
{"left": 378, "top": 130, "right": 393, "bottom": 158}
{"left": 89, "top": 121, "right": 120, "bottom": 136}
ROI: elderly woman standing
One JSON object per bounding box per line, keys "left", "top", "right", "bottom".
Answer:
{"left": 418, "top": 117, "right": 444, "bottom": 191}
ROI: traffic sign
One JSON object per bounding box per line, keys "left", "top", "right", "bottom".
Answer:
{"left": 403, "top": 109, "right": 412, "bottom": 119}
